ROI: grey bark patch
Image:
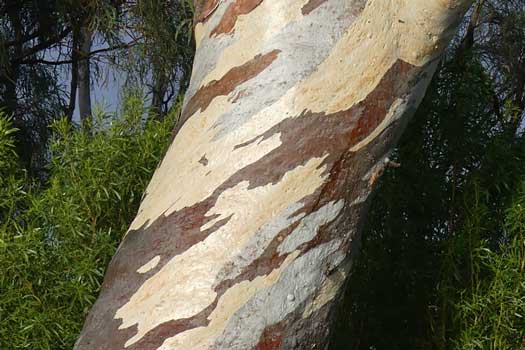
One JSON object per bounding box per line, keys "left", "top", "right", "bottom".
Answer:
{"left": 211, "top": 239, "right": 344, "bottom": 349}
{"left": 278, "top": 200, "right": 344, "bottom": 255}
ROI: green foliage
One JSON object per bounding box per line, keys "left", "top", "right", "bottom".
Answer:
{"left": 0, "top": 95, "right": 178, "bottom": 350}
{"left": 0, "top": 112, "right": 27, "bottom": 229}
{"left": 452, "top": 182, "right": 525, "bottom": 350}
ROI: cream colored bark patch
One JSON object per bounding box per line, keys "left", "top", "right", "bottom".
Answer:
{"left": 136, "top": 255, "right": 161, "bottom": 274}
{"left": 157, "top": 251, "right": 300, "bottom": 350}
{"left": 294, "top": 0, "right": 465, "bottom": 114}
{"left": 194, "top": 22, "right": 206, "bottom": 49}
{"left": 116, "top": 157, "right": 328, "bottom": 347}
{"left": 128, "top": 93, "right": 280, "bottom": 232}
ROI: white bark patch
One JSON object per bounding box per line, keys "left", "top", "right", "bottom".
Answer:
{"left": 188, "top": 1, "right": 233, "bottom": 89}
{"left": 349, "top": 193, "right": 370, "bottom": 207}
{"left": 211, "top": 0, "right": 363, "bottom": 140}
{"left": 115, "top": 157, "right": 329, "bottom": 347}
{"left": 136, "top": 255, "right": 161, "bottom": 274}
{"left": 278, "top": 200, "right": 344, "bottom": 255}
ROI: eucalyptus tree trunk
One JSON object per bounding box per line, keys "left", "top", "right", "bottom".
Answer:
{"left": 75, "top": 1, "right": 472, "bottom": 349}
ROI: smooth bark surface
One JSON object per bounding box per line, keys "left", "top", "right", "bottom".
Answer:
{"left": 75, "top": 1, "right": 472, "bottom": 349}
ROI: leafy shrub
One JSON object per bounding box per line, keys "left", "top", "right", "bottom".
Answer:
{"left": 453, "top": 182, "right": 525, "bottom": 350}
{"left": 0, "top": 95, "right": 179, "bottom": 350}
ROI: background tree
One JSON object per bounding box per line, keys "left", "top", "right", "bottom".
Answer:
{"left": 0, "top": 0, "right": 70, "bottom": 175}
{"left": 120, "top": 0, "right": 194, "bottom": 118}
{"left": 0, "top": 0, "right": 193, "bottom": 176}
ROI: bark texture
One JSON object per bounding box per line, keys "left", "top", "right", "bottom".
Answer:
{"left": 75, "top": 1, "right": 472, "bottom": 349}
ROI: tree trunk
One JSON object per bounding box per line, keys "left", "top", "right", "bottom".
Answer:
{"left": 3, "top": 7, "right": 23, "bottom": 116}
{"left": 150, "top": 62, "right": 169, "bottom": 119}
{"left": 67, "top": 28, "right": 80, "bottom": 124}
{"left": 78, "top": 26, "right": 92, "bottom": 123}
{"left": 75, "top": 1, "right": 472, "bottom": 349}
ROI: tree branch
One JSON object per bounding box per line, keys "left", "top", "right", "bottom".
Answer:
{"left": 13, "top": 28, "right": 72, "bottom": 61}
{"left": 16, "top": 37, "right": 143, "bottom": 66}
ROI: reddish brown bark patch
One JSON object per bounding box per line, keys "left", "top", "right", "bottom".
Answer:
{"left": 255, "top": 322, "right": 285, "bottom": 349}
{"left": 211, "top": 0, "right": 264, "bottom": 36}
{"left": 181, "top": 49, "right": 280, "bottom": 124}
{"left": 194, "top": 0, "right": 221, "bottom": 24}
{"left": 301, "top": 0, "right": 328, "bottom": 15}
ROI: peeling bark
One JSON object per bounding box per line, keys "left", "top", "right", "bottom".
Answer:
{"left": 301, "top": 0, "right": 328, "bottom": 15}
{"left": 211, "top": 0, "right": 264, "bottom": 36}
{"left": 75, "top": 1, "right": 473, "bottom": 349}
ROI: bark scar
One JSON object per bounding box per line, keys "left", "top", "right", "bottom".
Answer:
{"left": 367, "top": 156, "right": 400, "bottom": 186}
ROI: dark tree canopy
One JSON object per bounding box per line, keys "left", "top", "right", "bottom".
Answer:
{"left": 0, "top": 0, "right": 194, "bottom": 177}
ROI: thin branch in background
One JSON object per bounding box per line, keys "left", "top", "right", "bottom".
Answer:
{"left": 17, "top": 37, "right": 143, "bottom": 66}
